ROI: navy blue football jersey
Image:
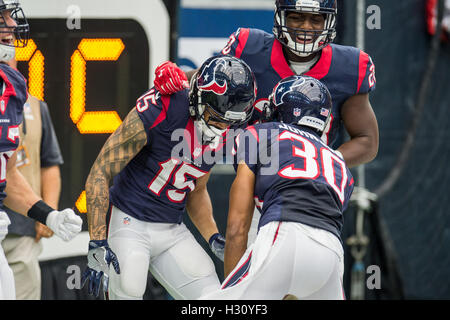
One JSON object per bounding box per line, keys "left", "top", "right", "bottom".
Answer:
{"left": 235, "top": 122, "right": 354, "bottom": 242}
{"left": 222, "top": 28, "right": 376, "bottom": 148}
{"left": 109, "top": 88, "right": 225, "bottom": 224}
{"left": 0, "top": 63, "right": 28, "bottom": 209}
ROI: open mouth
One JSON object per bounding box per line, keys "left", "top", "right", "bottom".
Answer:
{"left": 296, "top": 35, "right": 315, "bottom": 44}
{"left": 0, "top": 35, "right": 14, "bottom": 46}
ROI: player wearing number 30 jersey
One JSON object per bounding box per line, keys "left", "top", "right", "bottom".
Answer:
{"left": 82, "top": 55, "right": 256, "bottom": 300}
{"left": 200, "top": 76, "right": 353, "bottom": 300}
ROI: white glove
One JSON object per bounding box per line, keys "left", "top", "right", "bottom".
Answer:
{"left": 0, "top": 211, "right": 11, "bottom": 242}
{"left": 46, "top": 208, "right": 83, "bottom": 241}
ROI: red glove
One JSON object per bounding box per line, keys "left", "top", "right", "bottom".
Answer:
{"left": 154, "top": 61, "right": 189, "bottom": 95}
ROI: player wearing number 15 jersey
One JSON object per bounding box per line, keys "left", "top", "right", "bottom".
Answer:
{"left": 82, "top": 55, "right": 256, "bottom": 300}
{"left": 200, "top": 76, "right": 353, "bottom": 300}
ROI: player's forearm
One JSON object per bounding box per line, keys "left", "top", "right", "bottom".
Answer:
{"left": 85, "top": 108, "right": 148, "bottom": 240}
{"left": 41, "top": 166, "right": 61, "bottom": 209}
{"left": 337, "top": 135, "right": 378, "bottom": 168}
{"left": 85, "top": 169, "right": 110, "bottom": 240}
{"left": 224, "top": 224, "right": 248, "bottom": 278}
{"left": 4, "top": 166, "right": 41, "bottom": 215}
{"left": 224, "top": 166, "right": 255, "bottom": 277}
{"left": 186, "top": 188, "right": 219, "bottom": 243}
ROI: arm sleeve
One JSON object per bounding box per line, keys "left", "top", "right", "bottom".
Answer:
{"left": 40, "top": 100, "right": 64, "bottom": 167}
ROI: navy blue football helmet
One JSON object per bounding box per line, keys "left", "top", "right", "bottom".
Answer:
{"left": 273, "top": 0, "right": 337, "bottom": 57}
{"left": 0, "top": 0, "right": 29, "bottom": 62}
{"left": 269, "top": 75, "right": 332, "bottom": 135}
{"left": 189, "top": 55, "right": 256, "bottom": 128}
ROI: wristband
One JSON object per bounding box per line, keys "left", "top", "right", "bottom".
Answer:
{"left": 208, "top": 233, "right": 221, "bottom": 246}
{"left": 27, "top": 200, "right": 54, "bottom": 225}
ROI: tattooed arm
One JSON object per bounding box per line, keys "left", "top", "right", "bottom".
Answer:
{"left": 85, "top": 108, "right": 147, "bottom": 240}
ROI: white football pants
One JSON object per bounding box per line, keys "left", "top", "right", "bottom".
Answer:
{"left": 0, "top": 244, "right": 15, "bottom": 300}
{"left": 200, "top": 221, "right": 345, "bottom": 300}
{"left": 0, "top": 211, "right": 15, "bottom": 300}
{"left": 107, "top": 206, "right": 220, "bottom": 300}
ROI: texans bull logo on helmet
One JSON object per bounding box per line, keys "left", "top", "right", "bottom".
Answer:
{"left": 197, "top": 58, "right": 228, "bottom": 95}
{"left": 271, "top": 76, "right": 306, "bottom": 106}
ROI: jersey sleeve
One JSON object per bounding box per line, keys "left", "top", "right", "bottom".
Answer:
{"left": 221, "top": 27, "right": 268, "bottom": 59}
{"left": 221, "top": 28, "right": 246, "bottom": 57}
{"left": 233, "top": 125, "right": 260, "bottom": 174}
{"left": 356, "top": 51, "right": 376, "bottom": 94}
{"left": 135, "top": 89, "right": 169, "bottom": 138}
{"left": 342, "top": 172, "right": 355, "bottom": 212}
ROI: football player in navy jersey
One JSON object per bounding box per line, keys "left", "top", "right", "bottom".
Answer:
{"left": 200, "top": 75, "right": 353, "bottom": 300}
{"left": 82, "top": 55, "right": 256, "bottom": 300}
{"left": 0, "top": 1, "right": 83, "bottom": 299}
{"left": 154, "top": 0, "right": 378, "bottom": 168}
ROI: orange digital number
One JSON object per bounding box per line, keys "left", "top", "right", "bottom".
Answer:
{"left": 71, "top": 38, "right": 126, "bottom": 213}
{"left": 70, "top": 38, "right": 125, "bottom": 134}
{"left": 15, "top": 39, "right": 45, "bottom": 100}
{"left": 19, "top": 37, "right": 128, "bottom": 214}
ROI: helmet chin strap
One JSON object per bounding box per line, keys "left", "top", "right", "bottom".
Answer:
{"left": 194, "top": 119, "right": 225, "bottom": 147}
{"left": 194, "top": 104, "right": 227, "bottom": 146}
{"left": 0, "top": 45, "right": 15, "bottom": 63}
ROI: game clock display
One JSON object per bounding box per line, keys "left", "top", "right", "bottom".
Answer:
{"left": 16, "top": 19, "right": 150, "bottom": 220}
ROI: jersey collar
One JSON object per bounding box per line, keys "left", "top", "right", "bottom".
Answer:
{"left": 272, "top": 40, "right": 333, "bottom": 80}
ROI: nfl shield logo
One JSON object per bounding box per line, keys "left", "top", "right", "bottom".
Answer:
{"left": 293, "top": 108, "right": 301, "bottom": 117}
{"left": 123, "top": 217, "right": 131, "bottom": 225}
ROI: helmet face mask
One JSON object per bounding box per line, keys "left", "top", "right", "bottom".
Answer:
{"left": 269, "top": 75, "right": 332, "bottom": 135}
{"left": 0, "top": 1, "right": 29, "bottom": 62}
{"left": 273, "top": 0, "right": 337, "bottom": 57}
{"left": 189, "top": 55, "right": 256, "bottom": 144}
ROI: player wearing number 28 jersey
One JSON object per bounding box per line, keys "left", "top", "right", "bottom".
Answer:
{"left": 222, "top": 27, "right": 376, "bottom": 148}
{"left": 82, "top": 55, "right": 256, "bottom": 300}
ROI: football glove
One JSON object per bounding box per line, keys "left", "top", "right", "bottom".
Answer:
{"left": 82, "top": 240, "right": 120, "bottom": 297}
{"left": 209, "top": 233, "right": 226, "bottom": 261}
{"left": 154, "top": 61, "right": 189, "bottom": 95}
{"left": 46, "top": 209, "right": 83, "bottom": 242}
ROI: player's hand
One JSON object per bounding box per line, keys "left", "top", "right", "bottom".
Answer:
{"left": 35, "top": 221, "right": 54, "bottom": 242}
{"left": 82, "top": 240, "right": 120, "bottom": 297}
{"left": 0, "top": 211, "right": 10, "bottom": 242}
{"left": 209, "top": 233, "right": 226, "bottom": 261}
{"left": 154, "top": 61, "right": 189, "bottom": 95}
{"left": 45, "top": 208, "right": 82, "bottom": 241}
